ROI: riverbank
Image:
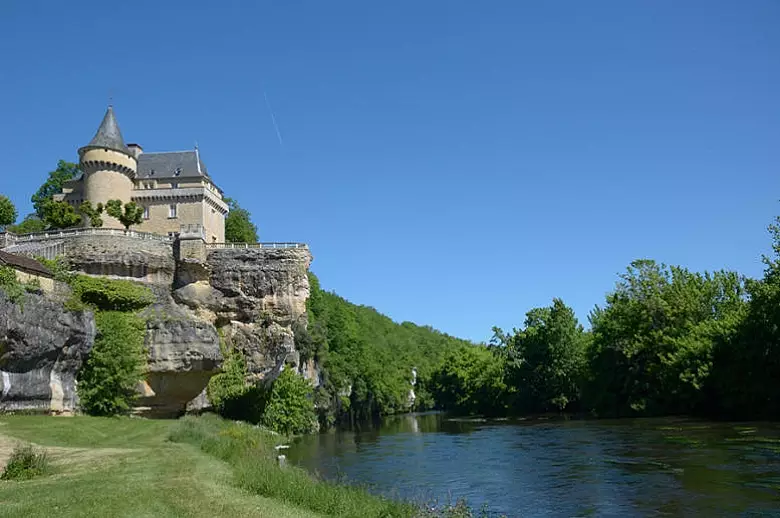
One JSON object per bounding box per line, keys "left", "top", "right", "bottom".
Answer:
{"left": 0, "top": 414, "right": 418, "bottom": 518}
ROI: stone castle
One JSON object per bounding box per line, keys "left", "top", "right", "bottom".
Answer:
{"left": 0, "top": 107, "right": 314, "bottom": 417}
{"left": 55, "top": 106, "right": 228, "bottom": 243}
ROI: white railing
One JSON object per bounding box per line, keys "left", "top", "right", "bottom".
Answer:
{"left": 206, "top": 242, "right": 308, "bottom": 250}
{"left": 5, "top": 241, "right": 65, "bottom": 261}
{"left": 10, "top": 228, "right": 173, "bottom": 243}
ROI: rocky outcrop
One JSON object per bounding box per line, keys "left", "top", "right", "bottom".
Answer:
{"left": 135, "top": 313, "right": 222, "bottom": 417}
{"left": 0, "top": 292, "right": 95, "bottom": 413}
{"left": 174, "top": 248, "right": 312, "bottom": 383}
{"left": 0, "top": 237, "right": 314, "bottom": 417}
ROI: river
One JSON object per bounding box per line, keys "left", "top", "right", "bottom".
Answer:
{"left": 288, "top": 413, "right": 780, "bottom": 517}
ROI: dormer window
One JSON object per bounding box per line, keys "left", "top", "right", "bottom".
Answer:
{"left": 149, "top": 169, "right": 155, "bottom": 176}
{"left": 174, "top": 167, "right": 182, "bottom": 176}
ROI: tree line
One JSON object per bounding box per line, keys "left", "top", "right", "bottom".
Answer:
{"left": 424, "top": 218, "right": 780, "bottom": 420}
{"left": 294, "top": 214, "right": 780, "bottom": 424}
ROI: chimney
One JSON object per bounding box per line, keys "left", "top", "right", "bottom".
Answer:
{"left": 127, "top": 143, "right": 143, "bottom": 159}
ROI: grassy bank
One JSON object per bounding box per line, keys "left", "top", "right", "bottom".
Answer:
{"left": 169, "top": 414, "right": 416, "bottom": 517}
{"left": 0, "top": 415, "right": 322, "bottom": 518}
{"left": 0, "top": 414, "right": 422, "bottom": 518}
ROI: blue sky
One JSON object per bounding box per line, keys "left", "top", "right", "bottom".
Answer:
{"left": 1, "top": 1, "right": 778, "bottom": 342}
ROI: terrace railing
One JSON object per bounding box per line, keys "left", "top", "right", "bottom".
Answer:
{"left": 9, "top": 227, "right": 173, "bottom": 243}
{"left": 206, "top": 242, "right": 308, "bottom": 250}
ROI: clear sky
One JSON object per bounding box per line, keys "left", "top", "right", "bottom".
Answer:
{"left": 1, "top": 1, "right": 778, "bottom": 342}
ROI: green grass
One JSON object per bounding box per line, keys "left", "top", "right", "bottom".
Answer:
{"left": 0, "top": 416, "right": 321, "bottom": 518}
{"left": 0, "top": 415, "right": 482, "bottom": 518}
{"left": 168, "top": 414, "right": 417, "bottom": 518}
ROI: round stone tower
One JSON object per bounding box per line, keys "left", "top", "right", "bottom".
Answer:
{"left": 78, "top": 106, "right": 137, "bottom": 229}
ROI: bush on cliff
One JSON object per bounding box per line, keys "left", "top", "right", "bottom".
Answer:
{"left": 70, "top": 275, "right": 155, "bottom": 312}
{"left": 77, "top": 311, "right": 147, "bottom": 416}
{"left": 208, "top": 342, "right": 316, "bottom": 434}
{"left": 207, "top": 344, "right": 266, "bottom": 422}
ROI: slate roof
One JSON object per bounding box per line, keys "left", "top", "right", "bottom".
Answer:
{"left": 0, "top": 250, "right": 53, "bottom": 278}
{"left": 81, "top": 106, "right": 129, "bottom": 154}
{"left": 137, "top": 151, "right": 210, "bottom": 179}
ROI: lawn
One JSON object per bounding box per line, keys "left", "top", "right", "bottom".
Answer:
{"left": 0, "top": 415, "right": 322, "bottom": 518}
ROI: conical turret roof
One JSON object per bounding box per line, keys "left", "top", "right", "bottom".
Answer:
{"left": 81, "top": 106, "right": 130, "bottom": 154}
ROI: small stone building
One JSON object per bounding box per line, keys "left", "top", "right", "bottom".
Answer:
{"left": 54, "top": 106, "right": 229, "bottom": 242}
{"left": 0, "top": 250, "right": 55, "bottom": 293}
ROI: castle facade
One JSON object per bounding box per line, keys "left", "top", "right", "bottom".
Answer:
{"left": 55, "top": 107, "right": 228, "bottom": 242}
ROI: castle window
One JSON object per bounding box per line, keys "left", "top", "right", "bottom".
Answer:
{"left": 169, "top": 204, "right": 177, "bottom": 218}
{"left": 171, "top": 182, "right": 179, "bottom": 189}
{"left": 143, "top": 206, "right": 150, "bottom": 220}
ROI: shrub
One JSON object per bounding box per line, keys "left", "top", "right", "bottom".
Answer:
{"left": 37, "top": 256, "right": 75, "bottom": 283}
{"left": 1, "top": 445, "right": 50, "bottom": 481}
{"left": 77, "top": 311, "right": 147, "bottom": 416}
{"left": 261, "top": 368, "right": 317, "bottom": 435}
{"left": 207, "top": 345, "right": 267, "bottom": 422}
{"left": 0, "top": 266, "right": 24, "bottom": 303}
{"left": 70, "top": 275, "right": 154, "bottom": 311}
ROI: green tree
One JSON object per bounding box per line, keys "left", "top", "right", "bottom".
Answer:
{"left": 261, "top": 368, "right": 317, "bottom": 435}
{"left": 105, "top": 200, "right": 143, "bottom": 230}
{"left": 710, "top": 216, "right": 780, "bottom": 418}
{"left": 79, "top": 201, "right": 104, "bottom": 228}
{"left": 41, "top": 199, "right": 82, "bottom": 229}
{"left": 496, "top": 298, "right": 588, "bottom": 412}
{"left": 7, "top": 214, "right": 46, "bottom": 234}
{"left": 31, "top": 160, "right": 80, "bottom": 218}
{"left": 586, "top": 259, "right": 746, "bottom": 417}
{"left": 77, "top": 311, "right": 146, "bottom": 416}
{"left": 224, "top": 197, "right": 258, "bottom": 243}
{"left": 428, "top": 345, "right": 507, "bottom": 416}
{"left": 0, "top": 195, "right": 17, "bottom": 229}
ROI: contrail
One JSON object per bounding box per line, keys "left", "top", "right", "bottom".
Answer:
{"left": 263, "top": 90, "right": 284, "bottom": 148}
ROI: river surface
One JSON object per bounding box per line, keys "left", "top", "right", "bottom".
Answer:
{"left": 288, "top": 413, "right": 780, "bottom": 517}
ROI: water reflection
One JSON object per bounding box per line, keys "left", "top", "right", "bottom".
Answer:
{"left": 288, "top": 415, "right": 780, "bottom": 517}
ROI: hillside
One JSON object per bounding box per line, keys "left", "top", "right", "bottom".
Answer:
{"left": 304, "top": 273, "right": 474, "bottom": 423}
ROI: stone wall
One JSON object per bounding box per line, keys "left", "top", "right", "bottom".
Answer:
{"left": 14, "top": 270, "right": 56, "bottom": 294}
{"left": 61, "top": 235, "right": 175, "bottom": 285}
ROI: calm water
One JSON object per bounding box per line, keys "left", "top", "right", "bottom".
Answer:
{"left": 288, "top": 413, "right": 780, "bottom": 517}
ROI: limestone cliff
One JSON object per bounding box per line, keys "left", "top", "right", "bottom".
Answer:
{"left": 174, "top": 248, "right": 313, "bottom": 383}
{"left": 0, "top": 292, "right": 95, "bottom": 414}
{"left": 0, "top": 235, "right": 313, "bottom": 417}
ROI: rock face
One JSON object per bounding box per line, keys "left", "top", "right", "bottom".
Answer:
{"left": 0, "top": 292, "right": 95, "bottom": 413}
{"left": 174, "top": 248, "right": 312, "bottom": 382}
{"left": 136, "top": 314, "right": 222, "bottom": 416}
{"left": 0, "top": 237, "right": 314, "bottom": 416}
